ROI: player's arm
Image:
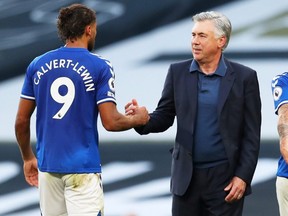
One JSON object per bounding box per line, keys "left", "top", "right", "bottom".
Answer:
{"left": 98, "top": 101, "right": 149, "bottom": 131}
{"left": 278, "top": 103, "right": 288, "bottom": 163}
{"left": 15, "top": 98, "right": 36, "bottom": 160}
{"left": 15, "top": 98, "right": 38, "bottom": 187}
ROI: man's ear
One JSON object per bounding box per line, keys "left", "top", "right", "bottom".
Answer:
{"left": 85, "top": 25, "right": 92, "bottom": 36}
{"left": 218, "top": 36, "right": 226, "bottom": 49}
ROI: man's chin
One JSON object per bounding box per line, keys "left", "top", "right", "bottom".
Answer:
{"left": 193, "top": 55, "right": 202, "bottom": 61}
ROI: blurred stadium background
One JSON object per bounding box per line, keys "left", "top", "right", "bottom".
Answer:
{"left": 0, "top": 0, "right": 287, "bottom": 215}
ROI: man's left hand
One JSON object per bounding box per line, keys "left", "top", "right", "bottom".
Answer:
{"left": 224, "top": 176, "right": 246, "bottom": 203}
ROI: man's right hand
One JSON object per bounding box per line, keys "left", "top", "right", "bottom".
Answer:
{"left": 23, "top": 157, "right": 38, "bottom": 187}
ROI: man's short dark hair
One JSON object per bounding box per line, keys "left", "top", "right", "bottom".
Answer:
{"left": 57, "top": 4, "right": 96, "bottom": 42}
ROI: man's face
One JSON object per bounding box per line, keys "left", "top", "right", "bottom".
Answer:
{"left": 191, "top": 20, "right": 224, "bottom": 63}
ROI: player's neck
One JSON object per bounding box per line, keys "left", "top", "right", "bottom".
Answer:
{"left": 65, "top": 38, "right": 88, "bottom": 49}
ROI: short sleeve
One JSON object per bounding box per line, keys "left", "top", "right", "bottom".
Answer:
{"left": 96, "top": 59, "right": 116, "bottom": 105}
{"left": 21, "top": 62, "right": 36, "bottom": 100}
{"left": 272, "top": 72, "right": 288, "bottom": 114}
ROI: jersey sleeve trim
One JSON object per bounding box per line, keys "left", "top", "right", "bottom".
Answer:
{"left": 97, "top": 98, "right": 116, "bottom": 105}
{"left": 275, "top": 100, "right": 288, "bottom": 114}
{"left": 20, "top": 94, "right": 35, "bottom": 100}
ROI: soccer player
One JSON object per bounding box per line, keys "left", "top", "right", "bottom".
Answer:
{"left": 14, "top": 4, "right": 149, "bottom": 216}
{"left": 272, "top": 72, "right": 288, "bottom": 216}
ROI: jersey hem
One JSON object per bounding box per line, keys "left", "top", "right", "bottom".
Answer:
{"left": 38, "top": 168, "right": 102, "bottom": 174}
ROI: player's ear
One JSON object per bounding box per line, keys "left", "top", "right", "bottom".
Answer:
{"left": 85, "top": 25, "right": 92, "bottom": 36}
{"left": 85, "top": 23, "right": 96, "bottom": 38}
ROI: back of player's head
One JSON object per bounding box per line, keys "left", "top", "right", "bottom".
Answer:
{"left": 57, "top": 4, "right": 96, "bottom": 43}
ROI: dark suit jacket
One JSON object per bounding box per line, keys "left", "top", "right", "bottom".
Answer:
{"left": 136, "top": 58, "right": 262, "bottom": 196}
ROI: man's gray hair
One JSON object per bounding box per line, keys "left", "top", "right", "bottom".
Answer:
{"left": 192, "top": 11, "right": 232, "bottom": 50}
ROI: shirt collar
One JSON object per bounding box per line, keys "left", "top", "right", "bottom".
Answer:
{"left": 189, "top": 55, "right": 227, "bottom": 77}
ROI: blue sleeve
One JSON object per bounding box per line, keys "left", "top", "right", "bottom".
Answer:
{"left": 21, "top": 62, "right": 36, "bottom": 100}
{"left": 272, "top": 72, "right": 288, "bottom": 114}
{"left": 96, "top": 59, "right": 116, "bottom": 105}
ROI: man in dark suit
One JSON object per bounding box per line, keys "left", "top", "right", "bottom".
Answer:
{"left": 125, "top": 11, "right": 261, "bottom": 216}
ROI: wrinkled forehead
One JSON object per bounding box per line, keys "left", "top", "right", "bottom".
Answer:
{"left": 192, "top": 20, "right": 215, "bottom": 35}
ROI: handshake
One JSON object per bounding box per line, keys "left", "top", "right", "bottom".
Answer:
{"left": 125, "top": 99, "right": 150, "bottom": 126}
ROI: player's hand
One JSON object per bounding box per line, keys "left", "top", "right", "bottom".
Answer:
{"left": 125, "top": 99, "right": 149, "bottom": 125}
{"left": 224, "top": 176, "right": 246, "bottom": 203}
{"left": 23, "top": 157, "right": 38, "bottom": 187}
{"left": 125, "top": 99, "right": 139, "bottom": 115}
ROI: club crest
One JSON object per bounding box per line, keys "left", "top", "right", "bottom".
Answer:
{"left": 273, "top": 86, "right": 282, "bottom": 101}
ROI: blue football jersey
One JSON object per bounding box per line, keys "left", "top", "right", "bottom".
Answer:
{"left": 272, "top": 72, "right": 288, "bottom": 115}
{"left": 21, "top": 47, "right": 116, "bottom": 173}
{"left": 271, "top": 72, "right": 288, "bottom": 177}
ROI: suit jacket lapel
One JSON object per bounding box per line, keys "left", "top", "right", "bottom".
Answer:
{"left": 217, "top": 61, "right": 235, "bottom": 116}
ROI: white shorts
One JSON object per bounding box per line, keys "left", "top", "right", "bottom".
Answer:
{"left": 276, "top": 176, "right": 288, "bottom": 216}
{"left": 39, "top": 171, "right": 104, "bottom": 216}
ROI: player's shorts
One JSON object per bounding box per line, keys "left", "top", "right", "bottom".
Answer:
{"left": 276, "top": 176, "right": 288, "bottom": 216}
{"left": 39, "top": 171, "right": 104, "bottom": 216}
